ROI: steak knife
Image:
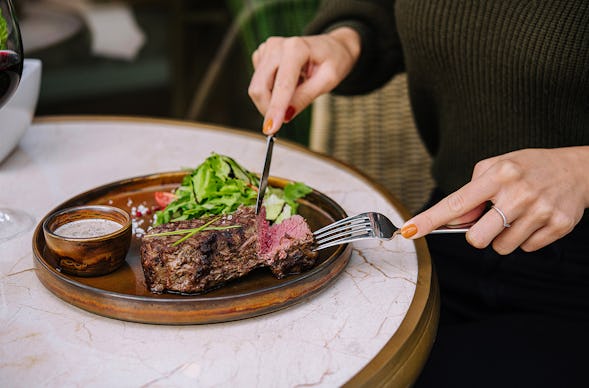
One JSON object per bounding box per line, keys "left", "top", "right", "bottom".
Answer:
{"left": 255, "top": 135, "right": 275, "bottom": 215}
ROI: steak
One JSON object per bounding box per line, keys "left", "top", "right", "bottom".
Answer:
{"left": 140, "top": 206, "right": 318, "bottom": 294}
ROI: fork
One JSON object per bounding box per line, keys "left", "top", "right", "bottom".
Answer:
{"left": 313, "top": 212, "right": 474, "bottom": 251}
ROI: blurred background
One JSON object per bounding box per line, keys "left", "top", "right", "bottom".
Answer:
{"left": 18, "top": 0, "right": 434, "bottom": 213}
{"left": 18, "top": 0, "right": 319, "bottom": 145}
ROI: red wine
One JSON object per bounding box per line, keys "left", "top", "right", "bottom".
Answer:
{"left": 0, "top": 50, "right": 22, "bottom": 107}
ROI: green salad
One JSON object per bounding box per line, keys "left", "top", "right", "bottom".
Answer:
{"left": 153, "top": 153, "right": 312, "bottom": 226}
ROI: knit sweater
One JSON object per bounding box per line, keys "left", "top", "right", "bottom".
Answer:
{"left": 307, "top": 0, "right": 589, "bottom": 194}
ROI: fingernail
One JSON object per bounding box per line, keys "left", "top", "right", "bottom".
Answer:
{"left": 263, "top": 118, "right": 274, "bottom": 134}
{"left": 400, "top": 224, "right": 418, "bottom": 238}
{"left": 284, "top": 106, "right": 295, "bottom": 122}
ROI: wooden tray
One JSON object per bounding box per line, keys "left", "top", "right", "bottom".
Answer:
{"left": 32, "top": 172, "right": 351, "bottom": 325}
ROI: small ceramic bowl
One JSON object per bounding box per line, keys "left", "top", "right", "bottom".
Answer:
{"left": 43, "top": 205, "right": 132, "bottom": 277}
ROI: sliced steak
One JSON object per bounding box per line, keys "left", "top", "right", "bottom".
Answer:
{"left": 260, "top": 214, "right": 317, "bottom": 278}
{"left": 140, "top": 206, "right": 318, "bottom": 294}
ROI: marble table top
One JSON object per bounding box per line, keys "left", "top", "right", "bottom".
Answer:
{"left": 0, "top": 116, "right": 435, "bottom": 387}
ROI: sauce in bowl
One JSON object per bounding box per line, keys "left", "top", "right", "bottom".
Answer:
{"left": 53, "top": 218, "right": 123, "bottom": 238}
{"left": 42, "top": 205, "right": 132, "bottom": 276}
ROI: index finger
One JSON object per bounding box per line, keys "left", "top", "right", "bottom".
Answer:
{"left": 263, "top": 41, "right": 310, "bottom": 134}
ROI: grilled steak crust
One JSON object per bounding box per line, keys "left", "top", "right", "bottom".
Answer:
{"left": 141, "top": 207, "right": 261, "bottom": 294}
{"left": 141, "top": 206, "right": 318, "bottom": 294}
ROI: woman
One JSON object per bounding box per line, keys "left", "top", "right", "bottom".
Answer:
{"left": 248, "top": 1, "right": 589, "bottom": 386}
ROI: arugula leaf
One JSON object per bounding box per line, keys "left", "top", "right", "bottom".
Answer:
{"left": 154, "top": 153, "right": 259, "bottom": 226}
{"left": 284, "top": 182, "right": 313, "bottom": 213}
{"left": 284, "top": 182, "right": 313, "bottom": 201}
{"left": 153, "top": 153, "right": 312, "bottom": 226}
{"left": 222, "top": 155, "right": 256, "bottom": 184}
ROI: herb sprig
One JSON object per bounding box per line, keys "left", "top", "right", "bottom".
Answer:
{"left": 145, "top": 216, "right": 242, "bottom": 246}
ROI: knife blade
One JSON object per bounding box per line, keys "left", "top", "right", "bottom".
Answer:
{"left": 255, "top": 135, "right": 275, "bottom": 215}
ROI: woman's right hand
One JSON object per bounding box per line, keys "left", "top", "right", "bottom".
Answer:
{"left": 248, "top": 27, "right": 361, "bottom": 135}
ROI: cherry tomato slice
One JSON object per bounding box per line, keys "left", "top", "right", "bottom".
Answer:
{"left": 154, "top": 191, "right": 176, "bottom": 208}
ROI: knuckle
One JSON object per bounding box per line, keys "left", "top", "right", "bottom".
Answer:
{"left": 491, "top": 240, "right": 513, "bottom": 255}
{"left": 248, "top": 84, "right": 262, "bottom": 100}
{"left": 520, "top": 240, "right": 543, "bottom": 253}
{"left": 420, "top": 213, "right": 436, "bottom": 232}
{"left": 284, "top": 36, "right": 307, "bottom": 52}
{"left": 532, "top": 201, "right": 554, "bottom": 223}
{"left": 515, "top": 184, "right": 535, "bottom": 206}
{"left": 293, "top": 89, "right": 314, "bottom": 109}
{"left": 265, "top": 36, "right": 283, "bottom": 47}
{"left": 446, "top": 192, "right": 466, "bottom": 214}
{"left": 274, "top": 78, "right": 296, "bottom": 93}
{"left": 319, "top": 68, "right": 339, "bottom": 87}
{"left": 550, "top": 211, "right": 577, "bottom": 235}
{"left": 251, "top": 50, "right": 260, "bottom": 65}
{"left": 494, "top": 160, "right": 523, "bottom": 183}
{"left": 465, "top": 232, "right": 487, "bottom": 249}
{"left": 473, "top": 159, "right": 491, "bottom": 177}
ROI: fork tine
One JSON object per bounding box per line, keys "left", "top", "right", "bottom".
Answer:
{"left": 313, "top": 212, "right": 380, "bottom": 251}
{"left": 314, "top": 231, "right": 373, "bottom": 251}
{"left": 314, "top": 223, "right": 372, "bottom": 245}
{"left": 313, "top": 220, "right": 370, "bottom": 239}
{"left": 313, "top": 211, "right": 407, "bottom": 251}
{"left": 313, "top": 213, "right": 368, "bottom": 236}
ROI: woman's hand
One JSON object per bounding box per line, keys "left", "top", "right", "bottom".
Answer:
{"left": 401, "top": 147, "right": 589, "bottom": 254}
{"left": 248, "top": 27, "right": 361, "bottom": 135}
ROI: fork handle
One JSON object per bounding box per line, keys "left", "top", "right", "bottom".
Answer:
{"left": 428, "top": 221, "right": 475, "bottom": 234}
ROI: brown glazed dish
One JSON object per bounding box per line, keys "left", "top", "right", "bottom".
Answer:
{"left": 43, "top": 205, "right": 132, "bottom": 277}
{"left": 32, "top": 171, "right": 350, "bottom": 324}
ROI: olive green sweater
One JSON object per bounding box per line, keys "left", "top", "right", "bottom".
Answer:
{"left": 307, "top": 0, "right": 589, "bottom": 194}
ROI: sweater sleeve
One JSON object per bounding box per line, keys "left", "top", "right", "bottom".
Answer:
{"left": 304, "top": 0, "right": 404, "bottom": 95}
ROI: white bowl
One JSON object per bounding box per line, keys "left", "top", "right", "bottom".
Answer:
{"left": 0, "top": 58, "right": 42, "bottom": 164}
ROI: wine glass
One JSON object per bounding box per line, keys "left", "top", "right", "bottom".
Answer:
{"left": 0, "top": 0, "right": 33, "bottom": 242}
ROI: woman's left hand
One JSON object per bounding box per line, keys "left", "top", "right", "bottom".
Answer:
{"left": 401, "top": 147, "right": 589, "bottom": 254}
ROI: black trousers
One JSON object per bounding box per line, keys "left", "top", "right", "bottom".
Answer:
{"left": 415, "top": 189, "right": 589, "bottom": 388}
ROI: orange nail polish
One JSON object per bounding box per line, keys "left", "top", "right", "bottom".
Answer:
{"left": 284, "top": 106, "right": 295, "bottom": 122}
{"left": 263, "top": 118, "right": 274, "bottom": 134}
{"left": 401, "top": 224, "right": 418, "bottom": 238}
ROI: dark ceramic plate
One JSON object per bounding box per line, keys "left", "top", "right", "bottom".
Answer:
{"left": 32, "top": 172, "right": 350, "bottom": 325}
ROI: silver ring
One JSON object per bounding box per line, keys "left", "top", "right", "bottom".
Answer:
{"left": 491, "top": 205, "right": 511, "bottom": 228}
